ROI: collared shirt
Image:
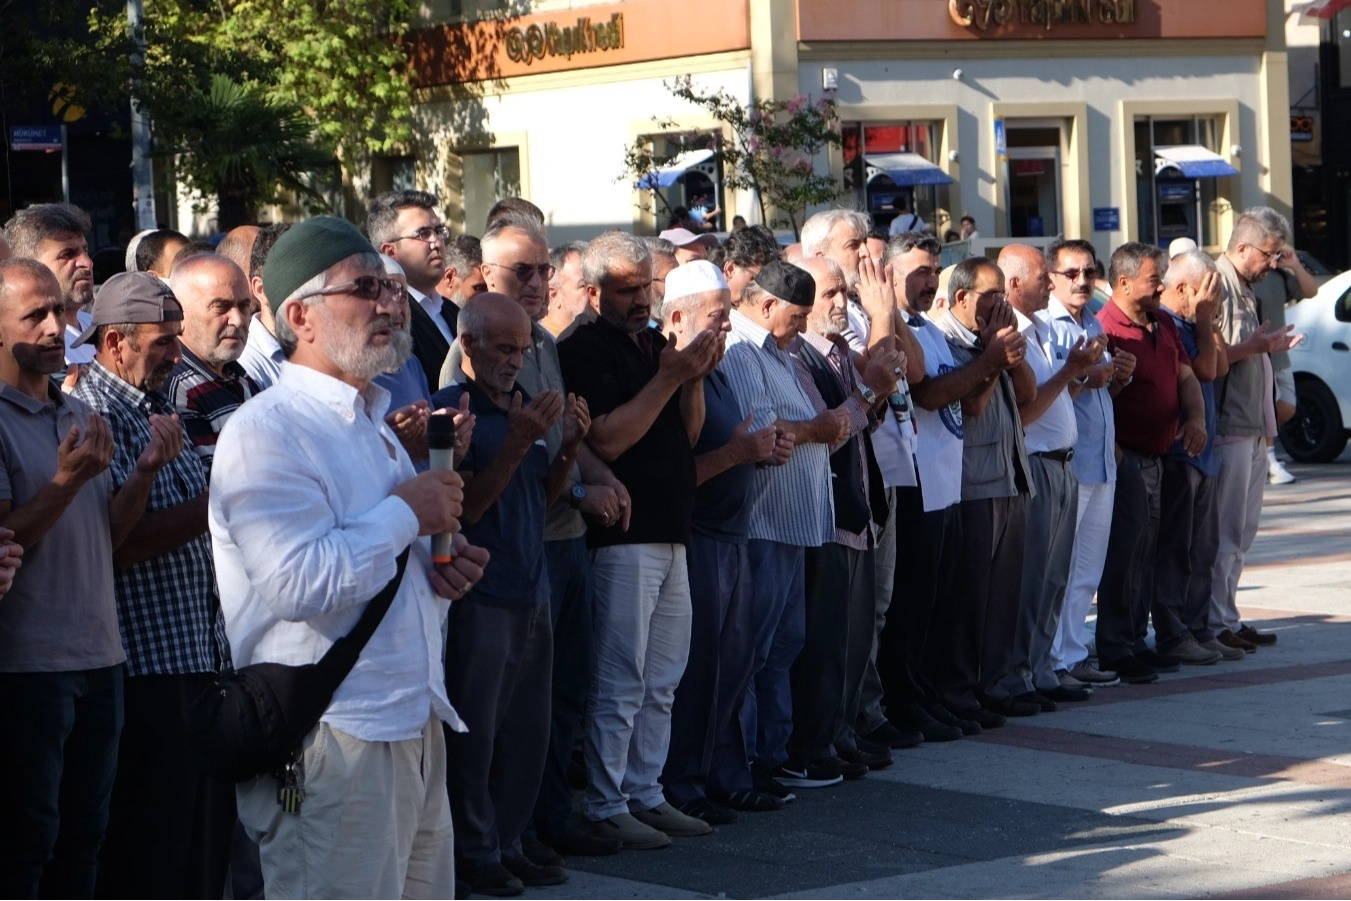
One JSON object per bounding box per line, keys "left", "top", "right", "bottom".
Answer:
{"left": 410, "top": 286, "right": 455, "bottom": 346}
{"left": 1214, "top": 253, "right": 1267, "bottom": 437}
{"left": 72, "top": 361, "right": 223, "bottom": 677}
{"left": 910, "top": 314, "right": 964, "bottom": 511}
{"left": 691, "top": 370, "right": 756, "bottom": 544}
{"left": 210, "top": 362, "right": 465, "bottom": 742}
{"left": 164, "top": 346, "right": 263, "bottom": 469}
{"left": 1013, "top": 309, "right": 1078, "bottom": 453}
{"left": 1041, "top": 296, "right": 1116, "bottom": 485}
{"left": 1098, "top": 300, "right": 1190, "bottom": 457}
{"left": 0, "top": 381, "right": 124, "bottom": 673}
{"left": 238, "top": 314, "right": 284, "bottom": 389}
{"left": 64, "top": 311, "right": 94, "bottom": 366}
{"left": 1164, "top": 309, "right": 1220, "bottom": 477}
{"left": 442, "top": 322, "right": 585, "bottom": 543}
{"left": 792, "top": 329, "right": 875, "bottom": 550}
{"left": 718, "top": 310, "right": 834, "bottom": 547}
{"left": 845, "top": 299, "right": 918, "bottom": 488}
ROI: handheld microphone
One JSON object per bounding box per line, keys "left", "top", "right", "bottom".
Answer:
{"left": 427, "top": 414, "right": 457, "bottom": 565}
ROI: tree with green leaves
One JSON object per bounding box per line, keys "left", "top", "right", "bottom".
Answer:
{"left": 620, "top": 76, "right": 843, "bottom": 239}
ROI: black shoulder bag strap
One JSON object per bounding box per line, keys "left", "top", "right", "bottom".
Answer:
{"left": 314, "top": 548, "right": 411, "bottom": 682}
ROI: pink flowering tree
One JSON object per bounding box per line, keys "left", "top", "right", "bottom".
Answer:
{"left": 619, "top": 76, "right": 842, "bottom": 238}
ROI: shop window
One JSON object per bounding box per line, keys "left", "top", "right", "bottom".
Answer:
{"left": 1134, "top": 115, "right": 1226, "bottom": 249}
{"left": 1004, "top": 123, "right": 1064, "bottom": 238}
{"left": 462, "top": 148, "right": 522, "bottom": 233}
{"left": 842, "top": 121, "right": 948, "bottom": 233}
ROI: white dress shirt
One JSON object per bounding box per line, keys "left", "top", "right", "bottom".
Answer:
{"left": 910, "top": 315, "right": 964, "bottom": 512}
{"left": 64, "top": 311, "right": 94, "bottom": 365}
{"left": 410, "top": 286, "right": 454, "bottom": 346}
{"left": 238, "top": 314, "right": 284, "bottom": 389}
{"left": 209, "top": 362, "right": 465, "bottom": 742}
{"left": 844, "top": 299, "right": 919, "bottom": 488}
{"left": 1014, "top": 309, "right": 1078, "bottom": 453}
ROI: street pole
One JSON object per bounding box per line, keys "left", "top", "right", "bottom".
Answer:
{"left": 127, "top": 0, "right": 156, "bottom": 229}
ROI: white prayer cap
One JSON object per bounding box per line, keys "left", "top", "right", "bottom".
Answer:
{"left": 663, "top": 260, "right": 728, "bottom": 304}
{"left": 1168, "top": 237, "right": 1198, "bottom": 259}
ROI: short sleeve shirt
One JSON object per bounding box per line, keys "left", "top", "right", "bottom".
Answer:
{"left": 0, "top": 382, "right": 124, "bottom": 673}
{"left": 558, "top": 318, "right": 696, "bottom": 548}
{"left": 1165, "top": 310, "right": 1219, "bottom": 477}
{"left": 691, "top": 371, "right": 756, "bottom": 544}
{"left": 1098, "top": 300, "right": 1191, "bottom": 457}
{"left": 434, "top": 380, "right": 550, "bottom": 608}
{"left": 164, "top": 346, "right": 263, "bottom": 471}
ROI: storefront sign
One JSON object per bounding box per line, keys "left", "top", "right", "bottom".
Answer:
{"left": 9, "top": 125, "right": 62, "bottom": 152}
{"left": 1291, "top": 115, "right": 1314, "bottom": 144}
{"left": 504, "top": 14, "right": 625, "bottom": 66}
{"left": 949, "top": 0, "right": 1137, "bottom": 32}
{"left": 1093, "top": 207, "right": 1120, "bottom": 231}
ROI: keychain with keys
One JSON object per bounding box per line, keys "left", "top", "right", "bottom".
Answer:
{"left": 277, "top": 755, "right": 304, "bottom": 815}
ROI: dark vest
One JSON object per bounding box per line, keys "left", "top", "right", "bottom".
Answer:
{"left": 796, "top": 340, "right": 874, "bottom": 535}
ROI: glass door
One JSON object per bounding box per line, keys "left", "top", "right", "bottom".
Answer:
{"left": 1007, "top": 146, "right": 1061, "bottom": 238}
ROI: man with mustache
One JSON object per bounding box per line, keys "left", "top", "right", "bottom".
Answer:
{"left": 4, "top": 204, "right": 96, "bottom": 369}
{"left": 164, "top": 255, "right": 262, "bottom": 468}
{"left": 68, "top": 272, "right": 236, "bottom": 897}
{"left": 367, "top": 190, "right": 454, "bottom": 389}
{"left": 1096, "top": 242, "right": 1208, "bottom": 685}
{"left": 0, "top": 260, "right": 179, "bottom": 898}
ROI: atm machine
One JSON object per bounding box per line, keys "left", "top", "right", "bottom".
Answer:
{"left": 1154, "top": 169, "right": 1199, "bottom": 247}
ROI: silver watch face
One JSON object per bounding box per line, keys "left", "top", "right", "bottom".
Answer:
{"left": 572, "top": 484, "right": 586, "bottom": 500}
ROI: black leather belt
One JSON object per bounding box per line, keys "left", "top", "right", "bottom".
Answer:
{"left": 1033, "top": 448, "right": 1075, "bottom": 463}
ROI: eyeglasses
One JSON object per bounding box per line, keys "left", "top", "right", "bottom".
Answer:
{"left": 974, "top": 289, "right": 1007, "bottom": 301}
{"left": 295, "top": 275, "right": 405, "bottom": 305}
{"left": 1051, "top": 268, "right": 1093, "bottom": 282}
{"left": 392, "top": 225, "right": 451, "bottom": 245}
{"left": 484, "top": 261, "right": 555, "bottom": 283}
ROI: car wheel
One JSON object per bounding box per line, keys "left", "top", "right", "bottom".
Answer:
{"left": 1280, "top": 378, "right": 1347, "bottom": 463}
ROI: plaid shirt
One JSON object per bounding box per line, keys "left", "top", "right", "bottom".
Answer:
{"left": 72, "top": 361, "right": 226, "bottom": 676}
{"left": 164, "top": 346, "right": 262, "bottom": 471}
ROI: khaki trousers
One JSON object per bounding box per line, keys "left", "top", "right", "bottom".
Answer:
{"left": 237, "top": 716, "right": 454, "bottom": 899}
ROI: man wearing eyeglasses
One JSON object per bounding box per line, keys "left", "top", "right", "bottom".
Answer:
{"left": 1210, "top": 208, "right": 1299, "bottom": 653}
{"left": 367, "top": 190, "right": 455, "bottom": 391}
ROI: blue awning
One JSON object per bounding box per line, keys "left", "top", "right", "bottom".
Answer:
{"left": 1154, "top": 145, "right": 1239, "bottom": 179}
{"left": 637, "top": 149, "right": 716, "bottom": 190}
{"left": 865, "top": 153, "right": 954, "bottom": 187}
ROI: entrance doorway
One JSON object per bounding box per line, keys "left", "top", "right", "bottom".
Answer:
{"left": 1004, "top": 122, "right": 1066, "bottom": 239}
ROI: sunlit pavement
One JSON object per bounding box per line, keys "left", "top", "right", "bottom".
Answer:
{"left": 546, "top": 456, "right": 1351, "bottom": 899}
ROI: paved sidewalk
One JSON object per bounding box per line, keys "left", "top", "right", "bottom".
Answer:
{"left": 535, "top": 459, "right": 1351, "bottom": 899}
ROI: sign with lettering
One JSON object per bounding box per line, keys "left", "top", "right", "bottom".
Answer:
{"left": 1093, "top": 207, "right": 1120, "bottom": 231}
{"left": 949, "top": 0, "right": 1137, "bottom": 32}
{"left": 505, "top": 14, "right": 624, "bottom": 67}
{"left": 10, "top": 125, "right": 61, "bottom": 152}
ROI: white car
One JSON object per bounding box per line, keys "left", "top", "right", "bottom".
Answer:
{"left": 1282, "top": 269, "right": 1351, "bottom": 462}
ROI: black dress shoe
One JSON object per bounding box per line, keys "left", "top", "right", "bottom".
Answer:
{"left": 520, "top": 834, "right": 564, "bottom": 868}
{"left": 1238, "top": 623, "right": 1278, "bottom": 646}
{"left": 1041, "top": 684, "right": 1093, "bottom": 703}
{"left": 502, "top": 856, "right": 568, "bottom": 887}
{"left": 822, "top": 754, "right": 870, "bottom": 780}
{"left": 926, "top": 701, "right": 982, "bottom": 735}
{"left": 463, "top": 863, "right": 525, "bottom": 897}
{"left": 863, "top": 721, "right": 925, "bottom": 749}
{"left": 1136, "top": 649, "right": 1181, "bottom": 673}
{"left": 980, "top": 696, "right": 1040, "bottom": 717}
{"left": 950, "top": 705, "right": 1006, "bottom": 729}
{"left": 751, "top": 760, "right": 798, "bottom": 801}
{"left": 890, "top": 703, "right": 964, "bottom": 742}
{"left": 538, "top": 824, "right": 622, "bottom": 857}
{"left": 840, "top": 745, "right": 893, "bottom": 771}
{"left": 1100, "top": 656, "right": 1160, "bottom": 684}
{"left": 1013, "top": 691, "right": 1058, "bottom": 713}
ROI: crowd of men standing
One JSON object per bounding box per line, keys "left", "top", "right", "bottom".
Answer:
{"left": 0, "top": 191, "right": 1300, "bottom": 899}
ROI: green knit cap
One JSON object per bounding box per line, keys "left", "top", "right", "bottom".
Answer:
{"left": 261, "top": 216, "right": 377, "bottom": 314}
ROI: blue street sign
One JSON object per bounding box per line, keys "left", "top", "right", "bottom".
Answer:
{"left": 10, "top": 125, "right": 62, "bottom": 152}
{"left": 1093, "top": 207, "right": 1121, "bottom": 231}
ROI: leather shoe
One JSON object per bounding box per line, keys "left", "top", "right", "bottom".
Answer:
{"left": 462, "top": 863, "right": 524, "bottom": 897}
{"left": 1041, "top": 684, "right": 1092, "bottom": 703}
{"left": 980, "top": 696, "right": 1040, "bottom": 717}
{"left": 1159, "top": 635, "right": 1222, "bottom": 665}
{"left": 520, "top": 834, "right": 564, "bottom": 867}
{"left": 1238, "top": 623, "right": 1277, "bottom": 646}
{"left": 890, "top": 702, "right": 963, "bottom": 742}
{"left": 1137, "top": 649, "right": 1181, "bottom": 673}
{"left": 1100, "top": 655, "right": 1159, "bottom": 684}
{"left": 1014, "top": 691, "right": 1058, "bottom": 713}
{"left": 950, "top": 705, "right": 1006, "bottom": 729}
{"left": 502, "top": 856, "right": 567, "bottom": 887}
{"left": 926, "top": 701, "right": 981, "bottom": 735}
{"left": 840, "top": 746, "right": 893, "bottom": 771}
{"left": 863, "top": 721, "right": 925, "bottom": 749}
{"left": 1217, "top": 628, "right": 1258, "bottom": 653}
{"left": 538, "top": 824, "right": 622, "bottom": 857}
{"left": 1199, "top": 637, "right": 1245, "bottom": 660}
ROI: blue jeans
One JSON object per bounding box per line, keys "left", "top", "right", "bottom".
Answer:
{"left": 0, "top": 665, "right": 123, "bottom": 899}
{"left": 740, "top": 540, "right": 806, "bottom": 769}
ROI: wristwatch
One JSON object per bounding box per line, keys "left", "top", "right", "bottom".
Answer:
{"left": 569, "top": 484, "right": 587, "bottom": 509}
{"left": 858, "top": 384, "right": 878, "bottom": 406}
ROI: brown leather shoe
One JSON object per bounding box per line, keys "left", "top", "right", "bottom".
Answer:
{"left": 1237, "top": 624, "right": 1278, "bottom": 646}
{"left": 1217, "top": 629, "right": 1258, "bottom": 653}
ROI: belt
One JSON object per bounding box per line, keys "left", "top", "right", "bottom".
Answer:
{"left": 1032, "top": 448, "right": 1075, "bottom": 463}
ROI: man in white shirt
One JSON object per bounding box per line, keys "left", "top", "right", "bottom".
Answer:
{"left": 237, "top": 223, "right": 290, "bottom": 389}
{"left": 210, "top": 216, "right": 488, "bottom": 898}
{"left": 999, "top": 245, "right": 1101, "bottom": 706}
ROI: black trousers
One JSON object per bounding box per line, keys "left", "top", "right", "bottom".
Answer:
{"left": 878, "top": 488, "right": 963, "bottom": 712}
{"left": 446, "top": 599, "right": 553, "bottom": 869}
{"left": 1152, "top": 458, "right": 1221, "bottom": 646}
{"left": 1097, "top": 450, "right": 1164, "bottom": 662}
{"left": 788, "top": 543, "right": 875, "bottom": 761}
{"left": 99, "top": 672, "right": 235, "bottom": 900}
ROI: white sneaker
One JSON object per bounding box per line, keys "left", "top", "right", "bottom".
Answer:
{"left": 1269, "top": 458, "right": 1297, "bottom": 485}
